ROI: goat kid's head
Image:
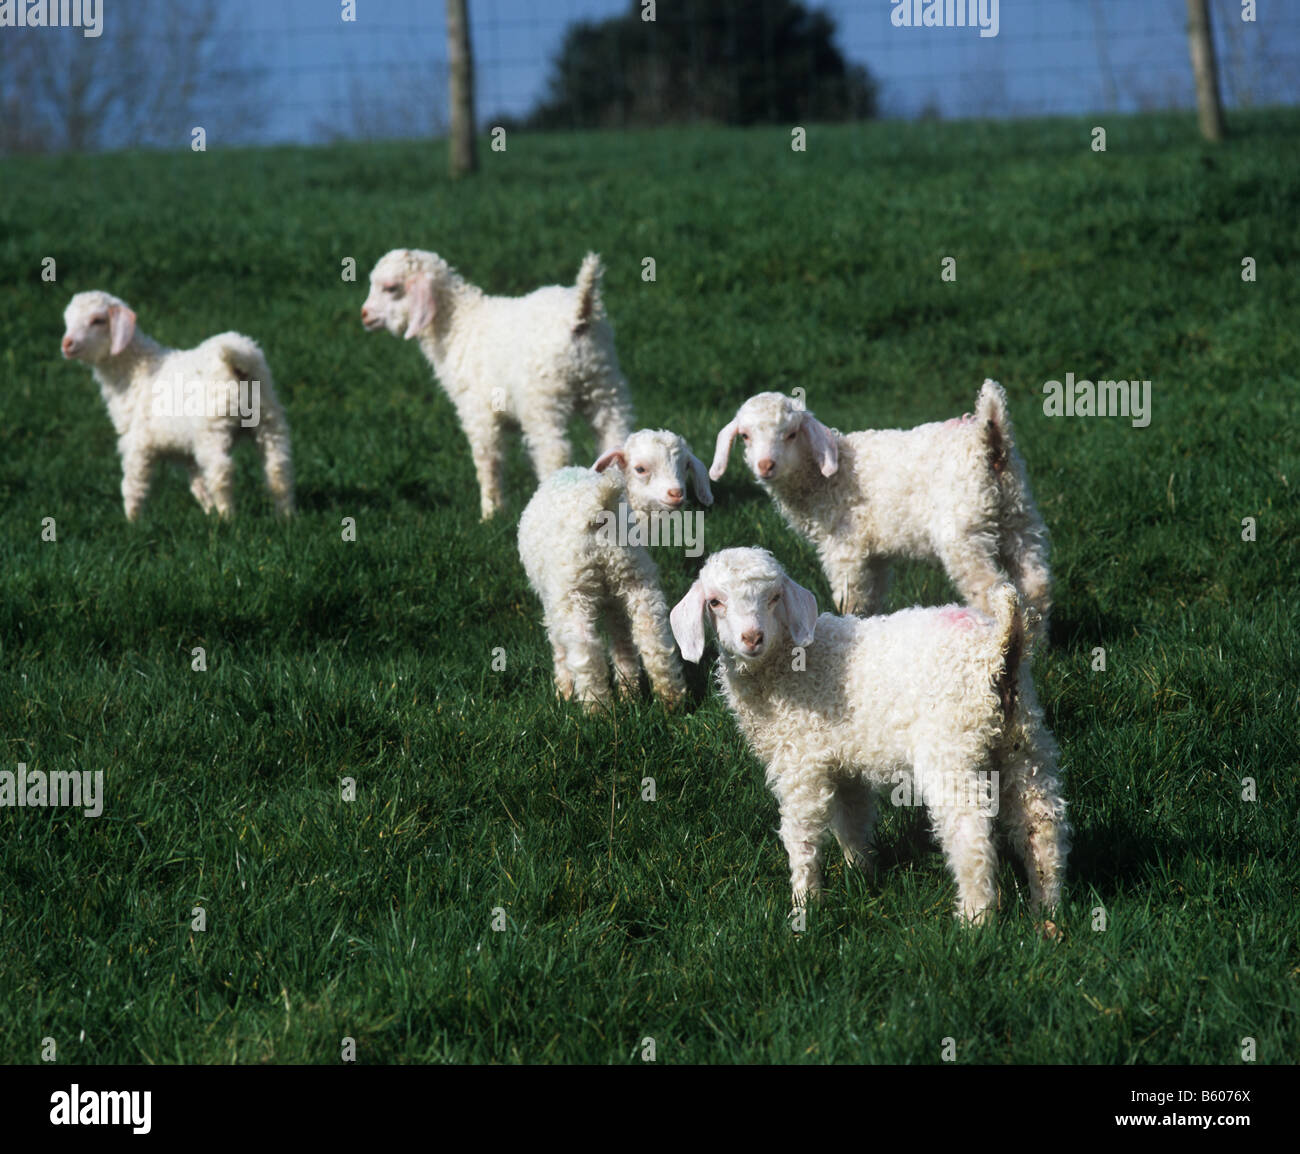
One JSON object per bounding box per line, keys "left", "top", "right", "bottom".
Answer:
{"left": 671, "top": 547, "right": 817, "bottom": 666}
{"left": 361, "top": 249, "right": 447, "bottom": 341}
{"left": 709, "top": 392, "right": 838, "bottom": 484}
{"left": 593, "top": 429, "right": 713, "bottom": 513}
{"left": 62, "top": 291, "right": 136, "bottom": 363}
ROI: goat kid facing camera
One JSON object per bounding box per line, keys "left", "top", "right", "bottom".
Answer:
{"left": 519, "top": 429, "right": 713, "bottom": 713}
{"left": 709, "top": 382, "right": 1052, "bottom": 635}
{"left": 671, "top": 547, "right": 1069, "bottom": 926}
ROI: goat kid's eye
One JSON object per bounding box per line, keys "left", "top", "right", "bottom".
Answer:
{"left": 769, "top": 593, "right": 782, "bottom": 605}
{"left": 92, "top": 318, "right": 106, "bottom": 326}
{"left": 785, "top": 431, "right": 796, "bottom": 441}
{"left": 385, "top": 285, "right": 401, "bottom": 296}
{"left": 740, "top": 432, "right": 750, "bottom": 443}
{"left": 707, "top": 598, "right": 723, "bottom": 610}
{"left": 634, "top": 465, "right": 648, "bottom": 475}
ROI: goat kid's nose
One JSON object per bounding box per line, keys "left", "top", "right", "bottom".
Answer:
{"left": 757, "top": 458, "right": 774, "bottom": 476}
{"left": 741, "top": 628, "right": 764, "bottom": 649}
{"left": 61, "top": 336, "right": 74, "bottom": 354}
{"left": 666, "top": 488, "right": 683, "bottom": 501}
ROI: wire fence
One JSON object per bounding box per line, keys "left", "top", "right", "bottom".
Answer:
{"left": 2, "top": 0, "right": 1298, "bottom": 154}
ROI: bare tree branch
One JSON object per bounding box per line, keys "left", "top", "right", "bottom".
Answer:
{"left": 0, "top": 0, "right": 264, "bottom": 156}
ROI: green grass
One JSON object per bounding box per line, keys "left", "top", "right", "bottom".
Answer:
{"left": 1, "top": 111, "right": 1297, "bottom": 1064}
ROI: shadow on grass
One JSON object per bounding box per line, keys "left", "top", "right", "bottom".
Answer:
{"left": 1047, "top": 603, "right": 1138, "bottom": 651}
{"left": 1062, "top": 819, "right": 1241, "bottom": 903}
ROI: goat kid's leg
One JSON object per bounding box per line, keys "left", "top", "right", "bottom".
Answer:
{"left": 922, "top": 758, "right": 999, "bottom": 924}
{"left": 582, "top": 384, "right": 634, "bottom": 457}
{"left": 999, "top": 518, "right": 1052, "bottom": 638}
{"left": 521, "top": 413, "right": 572, "bottom": 482}
{"left": 121, "top": 447, "right": 155, "bottom": 523}
{"left": 555, "top": 608, "right": 611, "bottom": 712}
{"left": 622, "top": 583, "right": 685, "bottom": 709}
{"left": 463, "top": 412, "right": 507, "bottom": 520}
{"left": 186, "top": 460, "right": 215, "bottom": 514}
{"left": 855, "top": 557, "right": 893, "bottom": 616}
{"left": 939, "top": 536, "right": 1009, "bottom": 617}
{"left": 998, "top": 694, "right": 1070, "bottom": 914}
{"left": 776, "top": 776, "right": 834, "bottom": 909}
{"left": 255, "top": 421, "right": 295, "bottom": 518}
{"left": 605, "top": 603, "right": 641, "bottom": 698}
{"left": 830, "top": 777, "right": 878, "bottom": 879}
{"left": 194, "top": 435, "right": 236, "bottom": 519}
{"left": 551, "top": 641, "right": 575, "bottom": 700}
{"left": 542, "top": 611, "right": 575, "bottom": 701}
{"left": 824, "top": 550, "right": 889, "bottom": 616}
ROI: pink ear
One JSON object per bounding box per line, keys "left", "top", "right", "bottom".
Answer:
{"left": 800, "top": 415, "right": 839, "bottom": 477}
{"left": 670, "top": 580, "right": 708, "bottom": 663}
{"left": 593, "top": 447, "right": 626, "bottom": 472}
{"left": 709, "top": 418, "right": 738, "bottom": 480}
{"left": 403, "top": 272, "right": 435, "bottom": 339}
{"left": 777, "top": 575, "right": 818, "bottom": 646}
{"left": 109, "top": 304, "right": 136, "bottom": 355}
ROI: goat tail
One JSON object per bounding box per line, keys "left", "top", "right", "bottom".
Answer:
{"left": 573, "top": 252, "right": 605, "bottom": 334}
{"left": 990, "top": 582, "right": 1027, "bottom": 723}
{"left": 977, "top": 378, "right": 1052, "bottom": 632}
{"left": 975, "top": 378, "right": 1014, "bottom": 478}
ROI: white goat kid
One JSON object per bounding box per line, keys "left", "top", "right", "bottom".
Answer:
{"left": 61, "top": 291, "right": 294, "bottom": 521}
{"left": 671, "top": 547, "right": 1069, "bottom": 923}
{"left": 361, "top": 249, "right": 634, "bottom": 520}
{"left": 709, "top": 381, "right": 1051, "bottom": 630}
{"left": 519, "top": 429, "right": 712, "bottom": 712}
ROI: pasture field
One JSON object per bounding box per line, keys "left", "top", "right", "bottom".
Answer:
{"left": 0, "top": 111, "right": 1296, "bottom": 1063}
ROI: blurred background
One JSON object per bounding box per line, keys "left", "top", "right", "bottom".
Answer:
{"left": 1, "top": 0, "right": 1296, "bottom": 155}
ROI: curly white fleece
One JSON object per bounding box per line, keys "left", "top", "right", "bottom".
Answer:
{"left": 362, "top": 248, "right": 634, "bottom": 520}
{"left": 672, "top": 547, "right": 1069, "bottom": 923}
{"left": 61, "top": 290, "right": 294, "bottom": 520}
{"left": 710, "top": 380, "right": 1051, "bottom": 632}
{"left": 518, "top": 429, "right": 713, "bottom": 711}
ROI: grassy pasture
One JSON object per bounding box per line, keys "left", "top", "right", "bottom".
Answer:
{"left": 0, "top": 111, "right": 1296, "bottom": 1063}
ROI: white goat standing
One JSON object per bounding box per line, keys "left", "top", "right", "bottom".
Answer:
{"left": 671, "top": 547, "right": 1069, "bottom": 923}
{"left": 519, "top": 429, "right": 713, "bottom": 712}
{"left": 709, "top": 381, "right": 1051, "bottom": 630}
{"left": 61, "top": 291, "right": 294, "bottom": 520}
{"left": 361, "top": 249, "right": 634, "bottom": 520}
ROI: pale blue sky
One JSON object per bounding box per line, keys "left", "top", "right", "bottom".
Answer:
{"left": 194, "top": 0, "right": 1298, "bottom": 143}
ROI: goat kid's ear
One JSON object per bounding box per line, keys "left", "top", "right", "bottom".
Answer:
{"left": 709, "top": 418, "right": 738, "bottom": 481}
{"left": 669, "top": 580, "right": 708, "bottom": 663}
{"left": 686, "top": 450, "right": 714, "bottom": 505}
{"left": 800, "top": 414, "right": 839, "bottom": 477}
{"left": 777, "top": 575, "right": 818, "bottom": 646}
{"left": 108, "top": 304, "right": 136, "bottom": 356}
{"left": 402, "top": 271, "right": 435, "bottom": 339}
{"left": 593, "top": 447, "right": 626, "bottom": 472}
